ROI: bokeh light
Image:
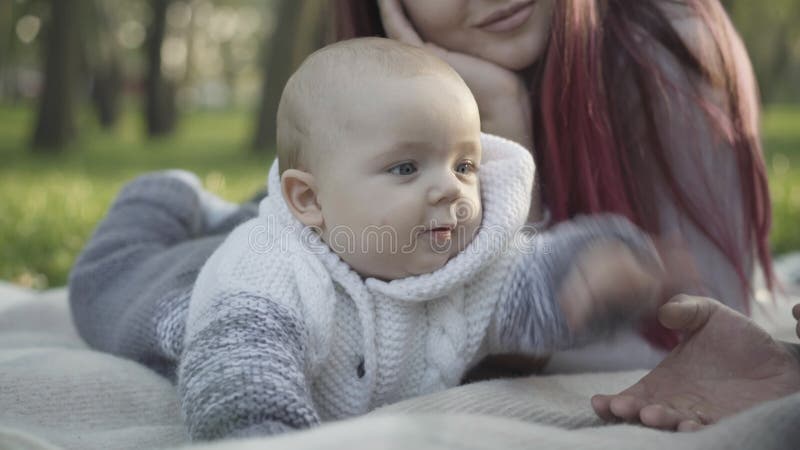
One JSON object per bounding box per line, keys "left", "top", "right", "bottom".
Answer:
{"left": 15, "top": 15, "right": 40, "bottom": 44}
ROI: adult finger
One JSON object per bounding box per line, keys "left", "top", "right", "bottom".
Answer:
{"left": 790, "top": 304, "right": 799, "bottom": 339}
{"left": 677, "top": 419, "right": 704, "bottom": 432}
{"left": 590, "top": 394, "right": 617, "bottom": 422}
{"left": 657, "top": 295, "right": 719, "bottom": 333}
{"left": 639, "top": 403, "right": 686, "bottom": 430}
{"left": 377, "top": 0, "right": 424, "bottom": 45}
{"left": 609, "top": 395, "right": 649, "bottom": 422}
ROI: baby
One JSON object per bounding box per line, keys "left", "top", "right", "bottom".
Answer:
{"left": 70, "top": 38, "right": 663, "bottom": 442}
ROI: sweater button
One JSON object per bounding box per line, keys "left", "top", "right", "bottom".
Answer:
{"left": 356, "top": 356, "right": 365, "bottom": 378}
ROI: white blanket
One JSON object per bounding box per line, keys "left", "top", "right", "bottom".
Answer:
{"left": 1, "top": 282, "right": 797, "bottom": 450}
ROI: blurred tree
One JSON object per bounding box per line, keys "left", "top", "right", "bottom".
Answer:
{"left": 251, "top": 0, "right": 326, "bottom": 152}
{"left": 145, "top": 0, "right": 178, "bottom": 136}
{"left": 182, "top": 0, "right": 198, "bottom": 88}
{"left": 32, "top": 0, "right": 81, "bottom": 151}
{"left": 290, "top": 1, "right": 330, "bottom": 69}
{"left": 251, "top": 0, "right": 302, "bottom": 152}
{"left": 0, "top": 0, "right": 13, "bottom": 99}
{"left": 88, "top": 0, "right": 123, "bottom": 129}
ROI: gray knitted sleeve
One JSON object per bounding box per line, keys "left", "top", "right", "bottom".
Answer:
{"left": 68, "top": 173, "right": 255, "bottom": 379}
{"left": 179, "top": 290, "right": 320, "bottom": 441}
{"left": 492, "top": 214, "right": 658, "bottom": 354}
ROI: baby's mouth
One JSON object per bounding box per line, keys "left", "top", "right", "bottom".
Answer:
{"left": 429, "top": 227, "right": 453, "bottom": 241}
{"left": 422, "top": 224, "right": 456, "bottom": 248}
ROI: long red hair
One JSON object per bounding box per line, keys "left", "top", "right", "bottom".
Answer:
{"left": 334, "top": 0, "right": 773, "bottom": 350}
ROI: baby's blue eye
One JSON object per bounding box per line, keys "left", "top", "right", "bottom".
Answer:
{"left": 388, "top": 162, "right": 417, "bottom": 176}
{"left": 455, "top": 161, "right": 477, "bottom": 174}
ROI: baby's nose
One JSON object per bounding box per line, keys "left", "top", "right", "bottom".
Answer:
{"left": 427, "top": 173, "right": 461, "bottom": 205}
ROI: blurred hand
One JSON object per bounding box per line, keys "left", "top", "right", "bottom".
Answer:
{"left": 591, "top": 295, "right": 800, "bottom": 431}
{"left": 378, "top": 0, "right": 534, "bottom": 149}
{"left": 556, "top": 241, "right": 664, "bottom": 332}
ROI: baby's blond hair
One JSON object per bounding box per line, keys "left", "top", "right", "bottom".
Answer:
{"left": 276, "top": 38, "right": 465, "bottom": 174}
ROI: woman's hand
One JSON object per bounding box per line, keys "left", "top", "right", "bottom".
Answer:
{"left": 592, "top": 296, "right": 800, "bottom": 431}
{"left": 377, "top": 0, "right": 534, "bottom": 150}
{"left": 794, "top": 303, "right": 800, "bottom": 339}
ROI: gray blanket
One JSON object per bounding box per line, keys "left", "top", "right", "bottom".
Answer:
{"left": 1, "top": 283, "right": 798, "bottom": 450}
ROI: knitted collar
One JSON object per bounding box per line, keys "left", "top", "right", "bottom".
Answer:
{"left": 261, "top": 133, "right": 535, "bottom": 302}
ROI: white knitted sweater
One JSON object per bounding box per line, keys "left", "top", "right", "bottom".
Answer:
{"left": 183, "top": 133, "right": 655, "bottom": 439}
{"left": 186, "top": 134, "right": 533, "bottom": 416}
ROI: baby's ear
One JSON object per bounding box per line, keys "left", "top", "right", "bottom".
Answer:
{"left": 281, "top": 169, "right": 323, "bottom": 228}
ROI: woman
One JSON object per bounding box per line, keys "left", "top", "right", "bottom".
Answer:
{"left": 334, "top": 0, "right": 774, "bottom": 371}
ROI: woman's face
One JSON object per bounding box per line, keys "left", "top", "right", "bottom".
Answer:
{"left": 400, "top": 0, "right": 556, "bottom": 71}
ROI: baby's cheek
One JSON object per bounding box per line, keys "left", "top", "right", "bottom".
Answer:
{"left": 373, "top": 214, "right": 412, "bottom": 249}
{"left": 456, "top": 218, "right": 481, "bottom": 254}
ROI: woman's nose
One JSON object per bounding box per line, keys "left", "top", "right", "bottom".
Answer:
{"left": 427, "top": 172, "right": 461, "bottom": 205}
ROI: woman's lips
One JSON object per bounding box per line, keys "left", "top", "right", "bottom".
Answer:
{"left": 474, "top": 1, "right": 536, "bottom": 33}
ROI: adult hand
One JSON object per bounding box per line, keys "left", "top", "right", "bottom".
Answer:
{"left": 591, "top": 295, "right": 800, "bottom": 431}
{"left": 377, "top": 0, "right": 534, "bottom": 150}
{"left": 794, "top": 303, "right": 800, "bottom": 339}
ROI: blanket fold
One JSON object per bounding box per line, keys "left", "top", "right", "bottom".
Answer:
{"left": 1, "top": 284, "right": 798, "bottom": 450}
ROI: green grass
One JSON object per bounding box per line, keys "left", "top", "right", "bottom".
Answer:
{"left": 0, "top": 106, "right": 272, "bottom": 288}
{"left": 763, "top": 105, "right": 800, "bottom": 255}
{"left": 0, "top": 104, "right": 798, "bottom": 288}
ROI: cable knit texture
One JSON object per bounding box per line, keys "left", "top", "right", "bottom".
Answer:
{"left": 182, "top": 133, "right": 658, "bottom": 440}
{"left": 182, "top": 134, "right": 536, "bottom": 436}
{"left": 69, "top": 133, "right": 658, "bottom": 442}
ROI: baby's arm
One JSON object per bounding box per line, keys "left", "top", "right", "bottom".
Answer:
{"left": 180, "top": 289, "right": 319, "bottom": 440}
{"left": 490, "top": 215, "right": 661, "bottom": 354}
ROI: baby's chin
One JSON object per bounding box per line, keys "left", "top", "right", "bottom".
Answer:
{"left": 348, "top": 228, "right": 479, "bottom": 281}
{"left": 356, "top": 253, "right": 452, "bottom": 282}
{"left": 405, "top": 254, "right": 453, "bottom": 277}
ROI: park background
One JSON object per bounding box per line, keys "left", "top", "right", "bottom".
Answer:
{"left": 0, "top": 0, "right": 798, "bottom": 288}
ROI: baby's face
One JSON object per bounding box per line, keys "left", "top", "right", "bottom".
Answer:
{"left": 314, "top": 73, "right": 483, "bottom": 280}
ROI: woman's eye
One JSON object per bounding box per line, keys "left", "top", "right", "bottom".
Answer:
{"left": 455, "top": 161, "right": 477, "bottom": 174}
{"left": 388, "top": 162, "right": 417, "bottom": 176}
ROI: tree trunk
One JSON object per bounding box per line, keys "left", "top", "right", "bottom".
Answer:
{"left": 291, "top": 1, "right": 329, "bottom": 68}
{"left": 32, "top": 0, "right": 81, "bottom": 151}
{"left": 92, "top": 61, "right": 123, "bottom": 128}
{"left": 251, "top": 0, "right": 306, "bottom": 152}
{"left": 90, "top": 0, "right": 123, "bottom": 129}
{"left": 144, "top": 0, "right": 177, "bottom": 137}
{"left": 0, "top": 0, "right": 14, "bottom": 101}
